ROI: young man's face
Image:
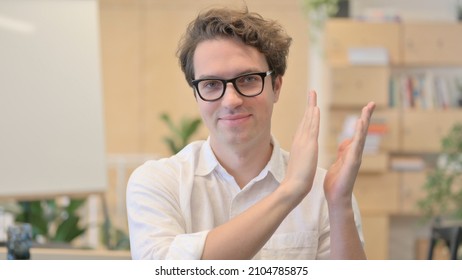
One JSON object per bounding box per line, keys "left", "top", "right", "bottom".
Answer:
{"left": 192, "top": 38, "right": 282, "bottom": 149}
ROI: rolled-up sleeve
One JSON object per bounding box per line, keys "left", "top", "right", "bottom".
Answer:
{"left": 165, "top": 231, "right": 209, "bottom": 259}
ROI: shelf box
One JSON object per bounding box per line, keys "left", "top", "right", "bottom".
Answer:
{"left": 329, "top": 66, "right": 390, "bottom": 108}
{"left": 403, "top": 23, "right": 462, "bottom": 66}
{"left": 401, "top": 110, "right": 462, "bottom": 153}
{"left": 401, "top": 172, "right": 427, "bottom": 215}
{"left": 325, "top": 19, "right": 402, "bottom": 65}
{"left": 354, "top": 172, "right": 400, "bottom": 214}
{"left": 360, "top": 153, "right": 389, "bottom": 173}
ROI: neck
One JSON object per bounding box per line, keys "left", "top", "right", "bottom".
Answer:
{"left": 211, "top": 136, "right": 273, "bottom": 189}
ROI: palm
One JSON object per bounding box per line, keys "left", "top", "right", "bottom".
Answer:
{"left": 284, "top": 91, "right": 320, "bottom": 197}
{"left": 324, "top": 102, "right": 375, "bottom": 204}
{"left": 325, "top": 139, "right": 360, "bottom": 203}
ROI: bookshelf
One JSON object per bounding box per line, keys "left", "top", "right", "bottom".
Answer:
{"left": 324, "top": 19, "right": 462, "bottom": 259}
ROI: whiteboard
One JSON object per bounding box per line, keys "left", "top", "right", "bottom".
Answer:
{"left": 0, "top": 0, "right": 107, "bottom": 198}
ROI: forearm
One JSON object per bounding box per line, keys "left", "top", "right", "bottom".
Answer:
{"left": 327, "top": 199, "right": 366, "bottom": 260}
{"left": 201, "top": 184, "right": 302, "bottom": 259}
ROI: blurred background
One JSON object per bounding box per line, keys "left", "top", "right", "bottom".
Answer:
{"left": 1, "top": 0, "right": 461, "bottom": 259}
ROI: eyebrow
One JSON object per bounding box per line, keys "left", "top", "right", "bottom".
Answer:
{"left": 196, "top": 69, "right": 263, "bottom": 80}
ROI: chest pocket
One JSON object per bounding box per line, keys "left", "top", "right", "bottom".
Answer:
{"left": 258, "top": 231, "right": 319, "bottom": 260}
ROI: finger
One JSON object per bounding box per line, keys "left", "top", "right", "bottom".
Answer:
{"left": 297, "top": 90, "right": 318, "bottom": 138}
{"left": 307, "top": 91, "right": 320, "bottom": 140}
{"left": 310, "top": 105, "right": 320, "bottom": 141}
{"left": 308, "top": 90, "right": 317, "bottom": 107}
{"left": 303, "top": 90, "right": 317, "bottom": 124}
{"left": 351, "top": 102, "right": 375, "bottom": 158}
{"left": 359, "top": 102, "right": 376, "bottom": 137}
{"left": 360, "top": 102, "right": 376, "bottom": 142}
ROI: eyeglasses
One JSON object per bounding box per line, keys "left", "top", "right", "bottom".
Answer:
{"left": 191, "top": 71, "right": 273, "bottom": 102}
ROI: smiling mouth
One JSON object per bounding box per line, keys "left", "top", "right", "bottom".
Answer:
{"left": 219, "top": 114, "right": 251, "bottom": 124}
{"left": 220, "top": 114, "right": 250, "bottom": 121}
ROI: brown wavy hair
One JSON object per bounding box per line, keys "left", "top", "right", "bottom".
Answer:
{"left": 177, "top": 7, "right": 292, "bottom": 87}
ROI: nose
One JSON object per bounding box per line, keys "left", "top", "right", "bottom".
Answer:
{"left": 221, "top": 82, "right": 243, "bottom": 107}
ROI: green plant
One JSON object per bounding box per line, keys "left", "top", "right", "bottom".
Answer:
{"left": 302, "top": 0, "right": 340, "bottom": 17}
{"left": 301, "top": 0, "right": 342, "bottom": 29}
{"left": 418, "top": 123, "right": 462, "bottom": 220}
{"left": 301, "top": 0, "right": 344, "bottom": 48}
{"left": 100, "top": 222, "right": 130, "bottom": 251}
{"left": 15, "top": 198, "right": 87, "bottom": 243}
{"left": 160, "top": 113, "right": 202, "bottom": 154}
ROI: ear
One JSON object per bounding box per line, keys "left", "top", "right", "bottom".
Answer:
{"left": 272, "top": 75, "right": 282, "bottom": 103}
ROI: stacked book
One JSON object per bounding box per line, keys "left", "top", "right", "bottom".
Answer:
{"left": 389, "top": 72, "right": 462, "bottom": 109}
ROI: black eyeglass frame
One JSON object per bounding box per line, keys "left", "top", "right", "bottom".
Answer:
{"left": 191, "top": 70, "right": 273, "bottom": 102}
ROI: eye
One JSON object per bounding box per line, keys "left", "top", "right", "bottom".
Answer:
{"left": 201, "top": 80, "right": 221, "bottom": 89}
{"left": 241, "top": 75, "right": 258, "bottom": 83}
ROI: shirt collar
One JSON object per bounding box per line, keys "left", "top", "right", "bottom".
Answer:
{"left": 265, "top": 137, "right": 286, "bottom": 183}
{"left": 195, "top": 137, "right": 220, "bottom": 176}
{"left": 195, "top": 136, "right": 286, "bottom": 183}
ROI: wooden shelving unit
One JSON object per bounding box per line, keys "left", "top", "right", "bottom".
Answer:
{"left": 325, "top": 19, "right": 462, "bottom": 259}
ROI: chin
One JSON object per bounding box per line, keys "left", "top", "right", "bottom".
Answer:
{"left": 219, "top": 131, "right": 252, "bottom": 146}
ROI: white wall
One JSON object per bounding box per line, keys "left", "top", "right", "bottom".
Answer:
{"left": 0, "top": 0, "right": 106, "bottom": 198}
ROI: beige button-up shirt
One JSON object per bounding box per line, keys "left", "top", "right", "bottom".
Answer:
{"left": 127, "top": 138, "right": 364, "bottom": 259}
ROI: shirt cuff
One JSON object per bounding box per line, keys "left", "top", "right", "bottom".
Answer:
{"left": 165, "top": 230, "right": 209, "bottom": 260}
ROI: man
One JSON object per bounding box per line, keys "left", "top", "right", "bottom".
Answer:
{"left": 126, "top": 7, "right": 375, "bottom": 260}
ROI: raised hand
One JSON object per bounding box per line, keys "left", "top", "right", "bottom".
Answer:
{"left": 283, "top": 90, "right": 320, "bottom": 199}
{"left": 324, "top": 102, "right": 375, "bottom": 259}
{"left": 324, "top": 102, "right": 376, "bottom": 205}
